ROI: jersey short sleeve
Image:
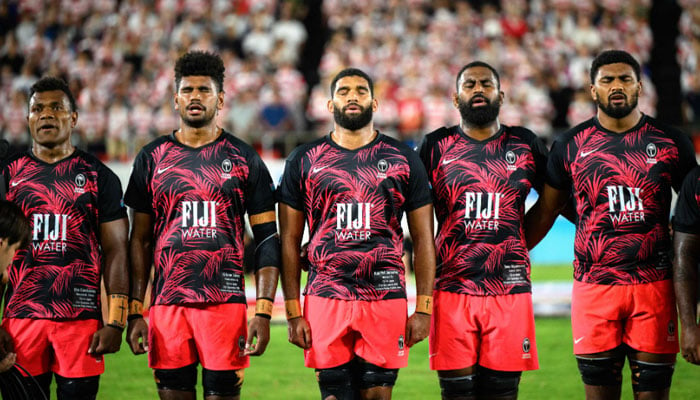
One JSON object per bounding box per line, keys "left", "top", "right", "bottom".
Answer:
{"left": 276, "top": 146, "right": 305, "bottom": 211}
{"left": 97, "top": 163, "right": 127, "bottom": 223}
{"left": 404, "top": 149, "right": 432, "bottom": 211}
{"left": 124, "top": 149, "right": 154, "bottom": 214}
{"left": 244, "top": 149, "right": 276, "bottom": 215}
{"left": 673, "top": 166, "right": 700, "bottom": 234}
{"left": 545, "top": 136, "right": 572, "bottom": 191}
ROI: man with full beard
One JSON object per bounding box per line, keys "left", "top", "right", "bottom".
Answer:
{"left": 417, "top": 61, "right": 546, "bottom": 399}
{"left": 525, "top": 50, "right": 697, "bottom": 399}
{"left": 125, "top": 51, "right": 280, "bottom": 399}
{"left": 277, "top": 68, "right": 436, "bottom": 400}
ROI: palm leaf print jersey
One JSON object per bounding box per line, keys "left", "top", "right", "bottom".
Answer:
{"left": 418, "top": 125, "right": 547, "bottom": 296}
{"left": 2, "top": 149, "right": 126, "bottom": 320}
{"left": 124, "top": 131, "right": 275, "bottom": 305}
{"left": 277, "top": 133, "right": 432, "bottom": 301}
{"left": 547, "top": 115, "right": 697, "bottom": 284}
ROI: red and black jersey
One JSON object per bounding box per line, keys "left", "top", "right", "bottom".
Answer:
{"left": 418, "top": 125, "right": 547, "bottom": 296}
{"left": 547, "top": 115, "right": 697, "bottom": 285}
{"left": 673, "top": 166, "right": 700, "bottom": 234}
{"left": 124, "top": 131, "right": 275, "bottom": 306}
{"left": 276, "top": 133, "right": 432, "bottom": 301}
{"left": 2, "top": 149, "right": 126, "bottom": 320}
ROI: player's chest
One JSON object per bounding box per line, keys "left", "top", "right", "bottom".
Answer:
{"left": 8, "top": 163, "right": 98, "bottom": 208}
{"left": 151, "top": 153, "right": 249, "bottom": 196}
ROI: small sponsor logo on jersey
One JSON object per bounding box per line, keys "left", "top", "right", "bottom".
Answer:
{"left": 377, "top": 159, "right": 388, "bottom": 178}
{"left": 238, "top": 335, "right": 246, "bottom": 356}
{"left": 157, "top": 165, "right": 174, "bottom": 174}
{"left": 180, "top": 201, "right": 218, "bottom": 239}
{"left": 522, "top": 337, "right": 531, "bottom": 354}
{"left": 312, "top": 166, "right": 328, "bottom": 174}
{"left": 606, "top": 185, "right": 645, "bottom": 223}
{"left": 574, "top": 336, "right": 585, "bottom": 344}
{"left": 75, "top": 173, "right": 86, "bottom": 193}
{"left": 505, "top": 151, "right": 517, "bottom": 170}
{"left": 580, "top": 148, "right": 598, "bottom": 158}
{"left": 32, "top": 213, "right": 70, "bottom": 252}
{"left": 646, "top": 143, "right": 657, "bottom": 164}
{"left": 221, "top": 158, "right": 232, "bottom": 178}
{"left": 10, "top": 178, "right": 26, "bottom": 187}
{"left": 335, "top": 202, "right": 373, "bottom": 241}
{"left": 465, "top": 192, "right": 503, "bottom": 231}
{"left": 442, "top": 158, "right": 458, "bottom": 165}
{"left": 398, "top": 335, "right": 405, "bottom": 356}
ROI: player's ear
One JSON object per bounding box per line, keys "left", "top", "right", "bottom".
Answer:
{"left": 70, "top": 111, "right": 78, "bottom": 128}
{"left": 589, "top": 84, "right": 597, "bottom": 101}
{"left": 327, "top": 99, "right": 335, "bottom": 113}
{"left": 217, "top": 90, "right": 224, "bottom": 111}
{"left": 371, "top": 98, "right": 378, "bottom": 112}
{"left": 452, "top": 93, "right": 459, "bottom": 109}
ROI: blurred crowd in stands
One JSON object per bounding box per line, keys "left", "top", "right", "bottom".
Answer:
{"left": 0, "top": 0, "right": 699, "bottom": 161}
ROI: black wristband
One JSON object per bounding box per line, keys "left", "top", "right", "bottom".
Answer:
{"left": 255, "top": 313, "right": 272, "bottom": 320}
{"left": 127, "top": 314, "right": 143, "bottom": 322}
{"left": 107, "top": 323, "right": 125, "bottom": 331}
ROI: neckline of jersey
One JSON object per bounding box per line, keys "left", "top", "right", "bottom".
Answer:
{"left": 28, "top": 147, "right": 79, "bottom": 166}
{"left": 167, "top": 129, "right": 227, "bottom": 150}
{"left": 593, "top": 114, "right": 647, "bottom": 136}
{"left": 455, "top": 124, "right": 506, "bottom": 144}
{"left": 324, "top": 130, "right": 382, "bottom": 152}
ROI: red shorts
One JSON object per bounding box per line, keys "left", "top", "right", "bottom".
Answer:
{"left": 1, "top": 318, "right": 104, "bottom": 378}
{"left": 571, "top": 279, "right": 679, "bottom": 355}
{"left": 429, "top": 291, "right": 538, "bottom": 372}
{"left": 148, "top": 303, "right": 249, "bottom": 370}
{"left": 304, "top": 296, "right": 408, "bottom": 369}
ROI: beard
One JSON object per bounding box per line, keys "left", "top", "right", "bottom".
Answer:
{"left": 333, "top": 103, "right": 373, "bottom": 130}
{"left": 181, "top": 105, "right": 216, "bottom": 128}
{"left": 596, "top": 91, "right": 639, "bottom": 119}
{"left": 457, "top": 96, "right": 500, "bottom": 127}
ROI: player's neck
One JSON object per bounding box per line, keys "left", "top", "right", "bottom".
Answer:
{"left": 330, "top": 124, "right": 377, "bottom": 150}
{"left": 176, "top": 124, "right": 221, "bottom": 148}
{"left": 32, "top": 141, "right": 74, "bottom": 163}
{"left": 460, "top": 120, "right": 500, "bottom": 141}
{"left": 596, "top": 108, "right": 643, "bottom": 133}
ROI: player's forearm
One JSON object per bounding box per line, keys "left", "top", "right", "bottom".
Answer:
{"left": 129, "top": 236, "right": 153, "bottom": 301}
{"left": 280, "top": 239, "right": 302, "bottom": 300}
{"left": 256, "top": 266, "right": 279, "bottom": 300}
{"left": 412, "top": 234, "right": 436, "bottom": 297}
{"left": 101, "top": 218, "right": 130, "bottom": 295}
{"left": 674, "top": 232, "right": 700, "bottom": 328}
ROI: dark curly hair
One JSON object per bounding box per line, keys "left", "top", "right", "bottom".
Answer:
{"left": 330, "top": 68, "right": 374, "bottom": 97}
{"left": 456, "top": 61, "right": 501, "bottom": 90}
{"left": 590, "top": 50, "right": 641, "bottom": 83}
{"left": 174, "top": 50, "right": 225, "bottom": 92}
{"left": 29, "top": 77, "right": 77, "bottom": 112}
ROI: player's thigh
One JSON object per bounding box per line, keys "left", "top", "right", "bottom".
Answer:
{"left": 304, "top": 295, "right": 354, "bottom": 369}
{"left": 429, "top": 290, "right": 479, "bottom": 371}
{"left": 2, "top": 318, "right": 52, "bottom": 376}
{"left": 479, "top": 294, "right": 538, "bottom": 371}
{"left": 190, "top": 303, "right": 249, "bottom": 370}
{"left": 354, "top": 298, "right": 407, "bottom": 369}
{"left": 50, "top": 319, "right": 104, "bottom": 378}
{"left": 148, "top": 305, "right": 197, "bottom": 369}
{"left": 571, "top": 281, "right": 627, "bottom": 355}
{"left": 624, "top": 280, "right": 679, "bottom": 354}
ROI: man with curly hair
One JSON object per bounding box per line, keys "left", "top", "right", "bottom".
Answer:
{"left": 125, "top": 50, "right": 280, "bottom": 400}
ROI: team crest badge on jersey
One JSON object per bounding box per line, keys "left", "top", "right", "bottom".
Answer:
{"left": 222, "top": 159, "right": 233, "bottom": 179}
{"left": 646, "top": 143, "right": 657, "bottom": 164}
{"left": 377, "top": 159, "right": 389, "bottom": 179}
{"left": 505, "top": 151, "right": 517, "bottom": 171}
{"left": 75, "top": 173, "right": 86, "bottom": 193}
{"left": 522, "top": 337, "right": 531, "bottom": 359}
{"left": 398, "top": 334, "right": 405, "bottom": 356}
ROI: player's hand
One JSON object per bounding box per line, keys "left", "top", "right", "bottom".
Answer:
{"left": 0, "top": 328, "right": 14, "bottom": 356}
{"left": 245, "top": 316, "right": 271, "bottom": 356}
{"left": 0, "top": 352, "right": 16, "bottom": 373}
{"left": 405, "top": 312, "right": 430, "bottom": 347}
{"left": 287, "top": 317, "right": 312, "bottom": 349}
{"left": 89, "top": 326, "right": 122, "bottom": 355}
{"left": 127, "top": 317, "right": 149, "bottom": 355}
{"left": 680, "top": 324, "right": 700, "bottom": 364}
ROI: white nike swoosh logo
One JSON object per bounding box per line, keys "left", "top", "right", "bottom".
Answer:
{"left": 157, "top": 166, "right": 174, "bottom": 174}
{"left": 312, "top": 166, "right": 328, "bottom": 173}
{"left": 580, "top": 149, "right": 598, "bottom": 157}
{"left": 11, "top": 178, "right": 26, "bottom": 187}
{"left": 574, "top": 337, "right": 584, "bottom": 344}
{"left": 442, "top": 158, "right": 459, "bottom": 165}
